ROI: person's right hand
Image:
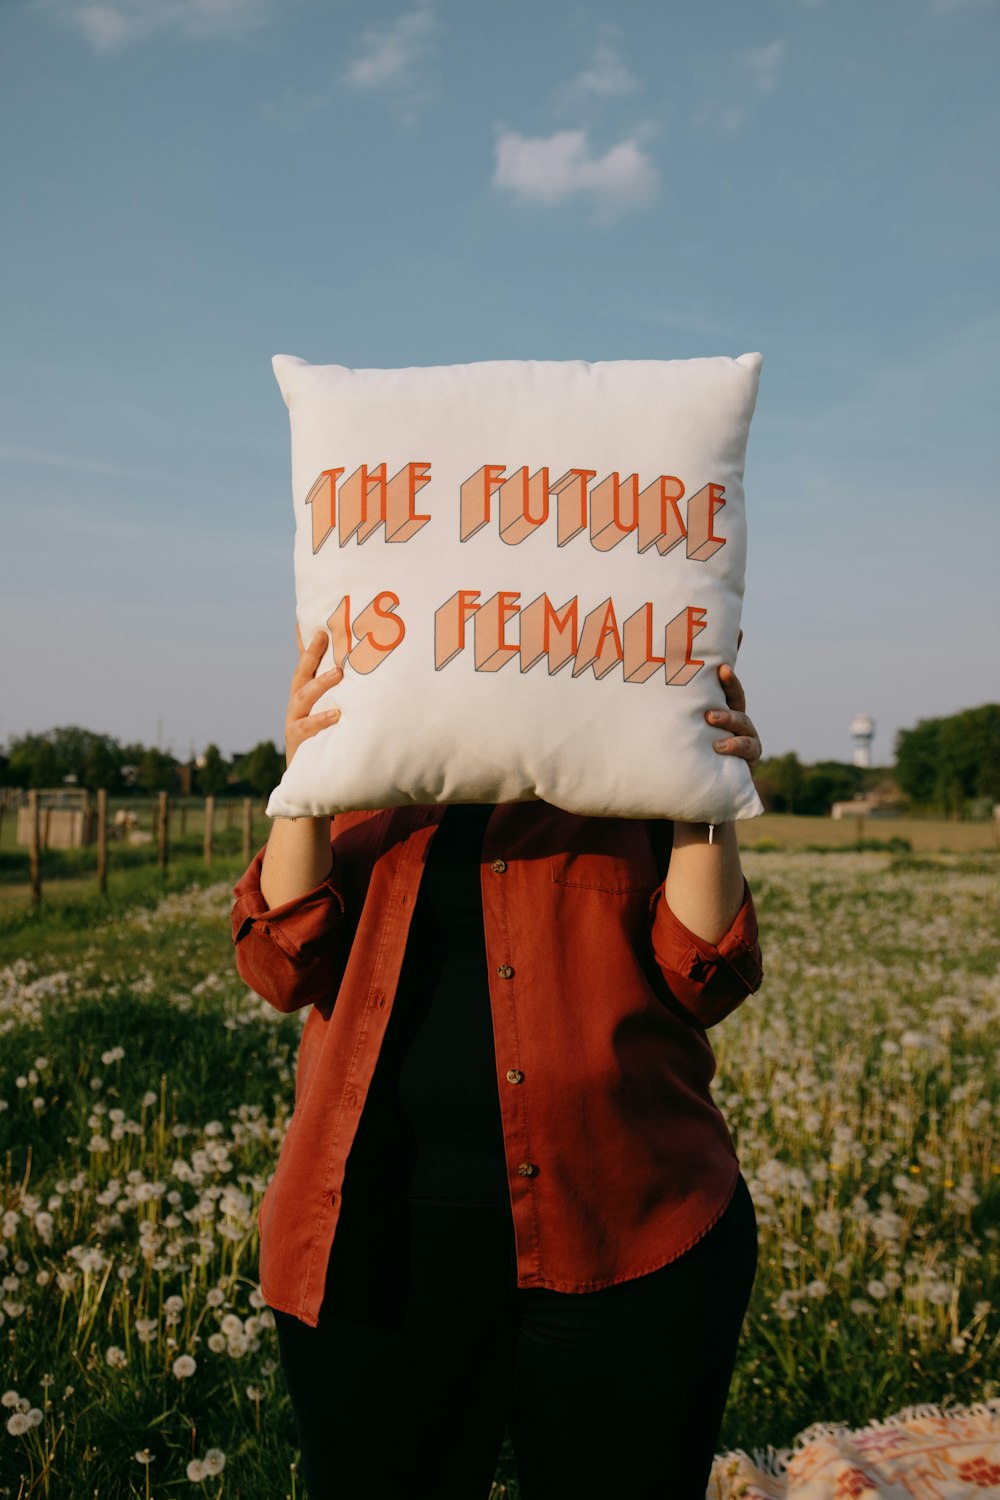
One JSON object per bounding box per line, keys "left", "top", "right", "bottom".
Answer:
{"left": 285, "top": 626, "right": 343, "bottom": 769}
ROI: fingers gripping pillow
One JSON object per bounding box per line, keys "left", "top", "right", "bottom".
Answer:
{"left": 266, "top": 352, "right": 765, "bottom": 823}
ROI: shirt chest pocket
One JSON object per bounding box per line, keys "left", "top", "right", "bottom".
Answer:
{"left": 549, "top": 821, "right": 659, "bottom": 894}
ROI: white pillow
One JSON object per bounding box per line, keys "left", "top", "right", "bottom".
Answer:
{"left": 265, "top": 352, "right": 764, "bottom": 824}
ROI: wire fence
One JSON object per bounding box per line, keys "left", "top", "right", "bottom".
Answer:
{"left": 0, "top": 787, "right": 269, "bottom": 908}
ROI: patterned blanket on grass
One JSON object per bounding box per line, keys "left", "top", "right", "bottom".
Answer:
{"left": 708, "top": 1400, "right": 1000, "bottom": 1498}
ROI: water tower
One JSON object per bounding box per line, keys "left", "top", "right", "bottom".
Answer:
{"left": 850, "top": 712, "right": 875, "bottom": 769}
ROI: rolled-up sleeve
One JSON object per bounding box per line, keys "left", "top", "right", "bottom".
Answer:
{"left": 649, "top": 877, "right": 763, "bottom": 1029}
{"left": 231, "top": 840, "right": 348, "bottom": 1014}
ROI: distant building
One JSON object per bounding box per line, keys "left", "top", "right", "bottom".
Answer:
{"left": 831, "top": 778, "right": 903, "bottom": 820}
{"left": 851, "top": 711, "right": 875, "bottom": 768}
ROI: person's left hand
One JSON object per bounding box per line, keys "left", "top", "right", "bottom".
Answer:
{"left": 705, "top": 642, "right": 761, "bottom": 775}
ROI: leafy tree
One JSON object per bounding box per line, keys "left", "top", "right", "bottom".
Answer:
{"left": 81, "top": 740, "right": 123, "bottom": 793}
{"left": 8, "top": 735, "right": 60, "bottom": 789}
{"left": 136, "top": 748, "right": 176, "bottom": 793}
{"left": 894, "top": 718, "right": 942, "bottom": 805}
{"left": 4, "top": 727, "right": 124, "bottom": 789}
{"left": 798, "top": 761, "right": 866, "bottom": 816}
{"left": 238, "top": 740, "right": 285, "bottom": 798}
{"left": 197, "top": 744, "right": 229, "bottom": 797}
{"left": 937, "top": 705, "right": 1000, "bottom": 805}
{"left": 895, "top": 706, "right": 999, "bottom": 813}
{"left": 755, "top": 751, "right": 807, "bottom": 813}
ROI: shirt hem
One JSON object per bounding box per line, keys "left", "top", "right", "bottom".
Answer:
{"left": 512, "top": 1160, "right": 743, "bottom": 1294}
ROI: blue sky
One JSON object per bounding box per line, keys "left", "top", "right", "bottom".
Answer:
{"left": 1, "top": 0, "right": 997, "bottom": 768}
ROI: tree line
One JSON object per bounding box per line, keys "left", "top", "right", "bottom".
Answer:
{"left": 2, "top": 703, "right": 996, "bottom": 817}
{"left": 0, "top": 726, "right": 285, "bottom": 800}
{"left": 755, "top": 703, "right": 998, "bottom": 817}
{"left": 893, "top": 704, "right": 1000, "bottom": 817}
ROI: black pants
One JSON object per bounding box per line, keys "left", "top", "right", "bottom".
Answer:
{"left": 272, "top": 1172, "right": 757, "bottom": 1500}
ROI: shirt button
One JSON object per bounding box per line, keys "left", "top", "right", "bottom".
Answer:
{"left": 490, "top": 858, "right": 507, "bottom": 874}
{"left": 496, "top": 964, "right": 514, "bottom": 980}
{"left": 517, "top": 1162, "right": 538, "bottom": 1177}
{"left": 506, "top": 1069, "right": 524, "bottom": 1084}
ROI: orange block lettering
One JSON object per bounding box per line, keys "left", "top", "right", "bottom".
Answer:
{"left": 622, "top": 604, "right": 666, "bottom": 683}
{"left": 664, "top": 606, "right": 707, "bottom": 686}
{"left": 347, "top": 592, "right": 406, "bottom": 675}
{"left": 499, "top": 467, "right": 550, "bottom": 545}
{"left": 326, "top": 595, "right": 353, "bottom": 671}
{"left": 434, "top": 590, "right": 481, "bottom": 669}
{"left": 519, "top": 594, "right": 579, "bottom": 674}
{"left": 551, "top": 469, "right": 597, "bottom": 546}
{"left": 590, "top": 472, "right": 639, "bottom": 552}
{"left": 385, "top": 462, "right": 432, "bottom": 543}
{"left": 572, "top": 598, "right": 624, "bottom": 679}
{"left": 637, "top": 475, "right": 686, "bottom": 556}
{"left": 339, "top": 464, "right": 386, "bottom": 546}
{"left": 460, "top": 465, "right": 506, "bottom": 541}
{"left": 306, "top": 468, "right": 345, "bottom": 553}
{"left": 474, "top": 591, "right": 521, "bottom": 671}
{"left": 685, "top": 483, "right": 727, "bottom": 561}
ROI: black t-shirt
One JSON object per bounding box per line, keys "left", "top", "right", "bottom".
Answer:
{"left": 339, "top": 803, "right": 511, "bottom": 1210}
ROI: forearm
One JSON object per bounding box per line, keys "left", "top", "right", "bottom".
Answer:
{"left": 662, "top": 821, "right": 746, "bottom": 945}
{"left": 260, "top": 816, "right": 334, "bottom": 910}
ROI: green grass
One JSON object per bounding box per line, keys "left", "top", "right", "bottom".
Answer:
{"left": 0, "top": 850, "right": 997, "bottom": 1496}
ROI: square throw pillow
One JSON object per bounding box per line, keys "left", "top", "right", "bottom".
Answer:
{"left": 265, "top": 352, "right": 765, "bottom": 823}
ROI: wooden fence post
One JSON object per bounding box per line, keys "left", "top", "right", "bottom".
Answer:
{"left": 242, "top": 797, "right": 253, "bottom": 863}
{"left": 179, "top": 800, "right": 188, "bottom": 838}
{"left": 97, "top": 788, "right": 108, "bottom": 894}
{"left": 42, "top": 802, "right": 52, "bottom": 851}
{"left": 204, "top": 795, "right": 215, "bottom": 868}
{"left": 28, "top": 789, "right": 42, "bottom": 907}
{"left": 225, "top": 799, "right": 235, "bottom": 831}
{"left": 158, "top": 791, "right": 169, "bottom": 872}
{"left": 0, "top": 788, "right": 6, "bottom": 851}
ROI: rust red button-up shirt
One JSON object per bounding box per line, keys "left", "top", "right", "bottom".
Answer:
{"left": 231, "top": 803, "right": 763, "bottom": 1328}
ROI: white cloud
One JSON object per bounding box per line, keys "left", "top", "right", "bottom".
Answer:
{"left": 341, "top": 4, "right": 439, "bottom": 124}
{"left": 38, "top": 0, "right": 273, "bottom": 52}
{"left": 743, "top": 39, "right": 786, "bottom": 94}
{"left": 493, "top": 127, "right": 658, "bottom": 219}
{"left": 554, "top": 41, "right": 639, "bottom": 114}
{"left": 692, "top": 38, "right": 787, "bottom": 136}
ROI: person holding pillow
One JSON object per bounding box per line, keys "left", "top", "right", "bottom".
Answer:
{"left": 231, "top": 626, "right": 764, "bottom": 1500}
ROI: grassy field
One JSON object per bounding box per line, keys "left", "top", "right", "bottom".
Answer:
{"left": 740, "top": 813, "right": 998, "bottom": 854}
{"left": 0, "top": 839, "right": 997, "bottom": 1496}
{"left": 0, "top": 800, "right": 269, "bottom": 918}
{"left": 1, "top": 801, "right": 995, "bottom": 920}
